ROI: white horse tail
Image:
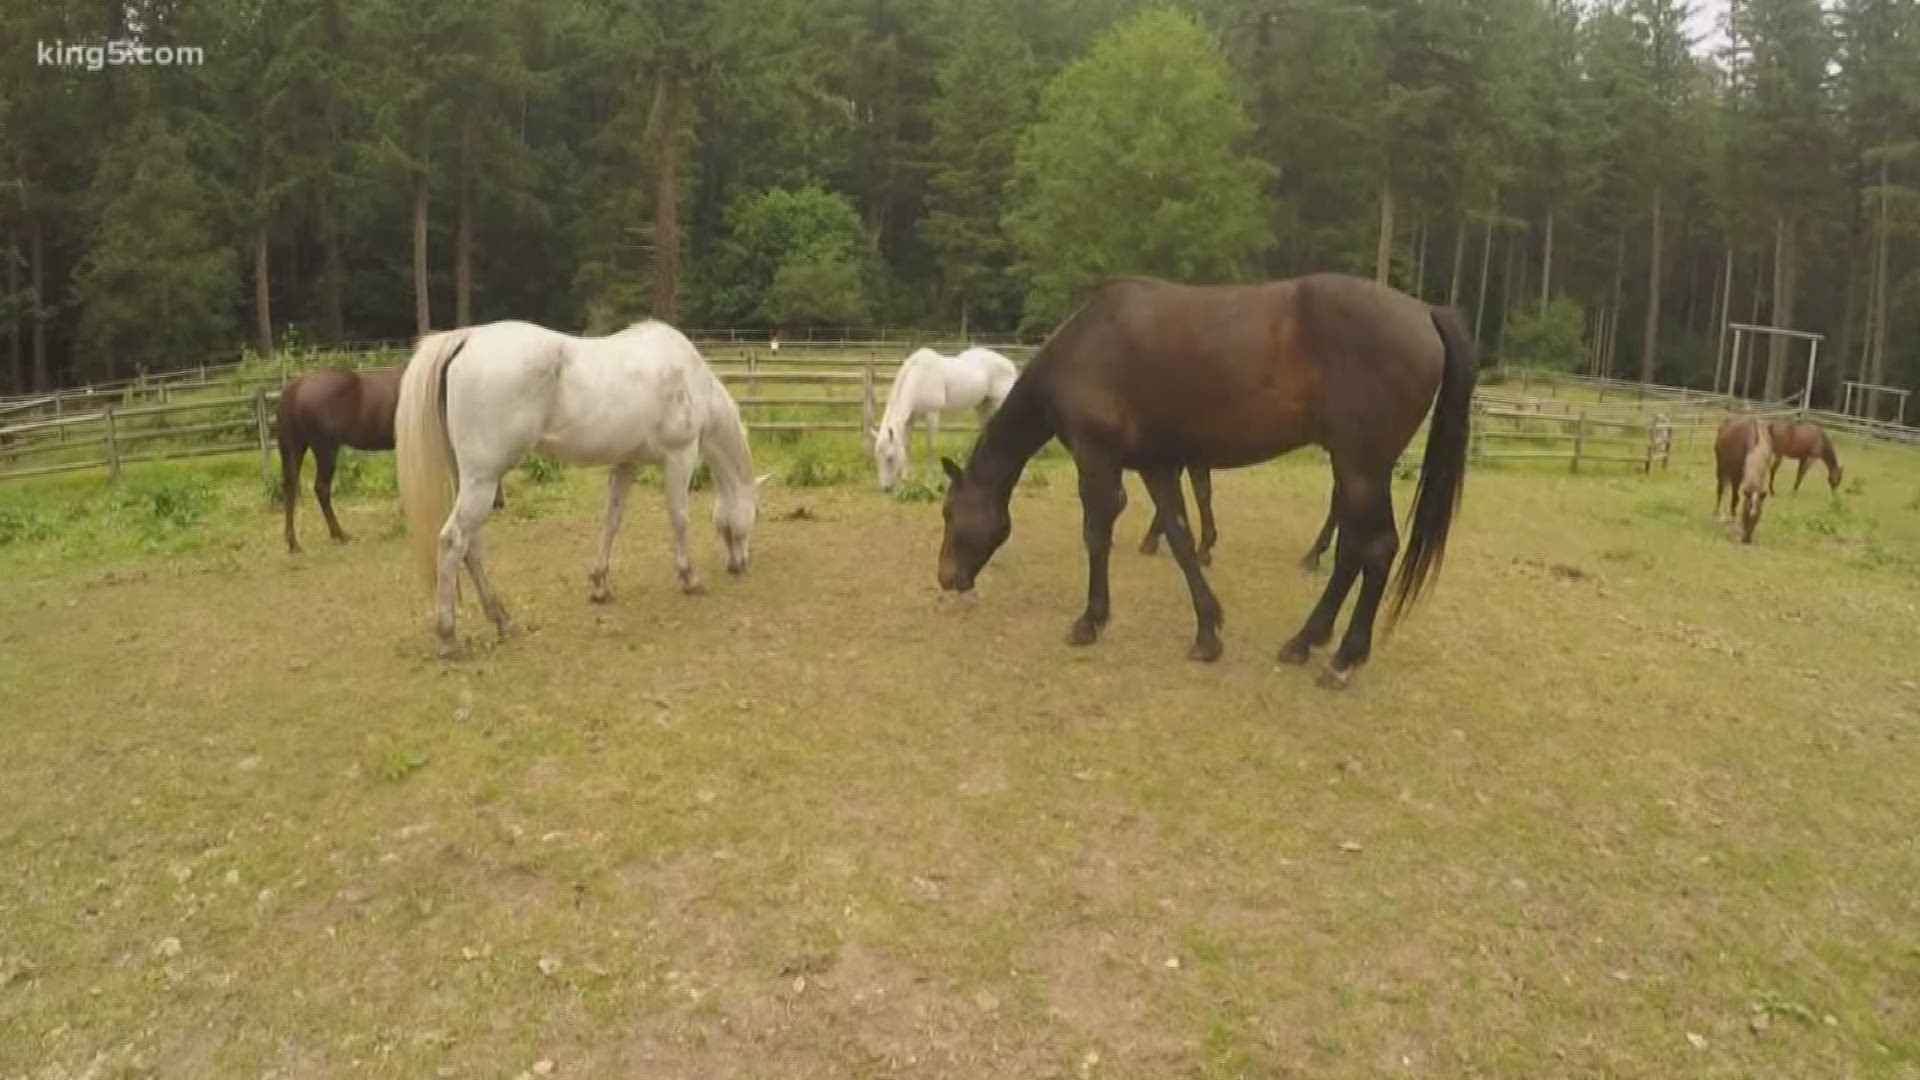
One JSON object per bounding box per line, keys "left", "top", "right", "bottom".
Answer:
{"left": 396, "top": 328, "right": 472, "bottom": 589}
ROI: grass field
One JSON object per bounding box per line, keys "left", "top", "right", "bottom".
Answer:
{"left": 3, "top": 429, "right": 1919, "bottom": 1079}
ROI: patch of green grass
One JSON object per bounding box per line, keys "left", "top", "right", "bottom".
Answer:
{"left": 782, "top": 436, "right": 864, "bottom": 488}
{"left": 517, "top": 453, "right": 564, "bottom": 486}
{"left": 368, "top": 737, "right": 430, "bottom": 782}
{"left": 890, "top": 477, "right": 940, "bottom": 503}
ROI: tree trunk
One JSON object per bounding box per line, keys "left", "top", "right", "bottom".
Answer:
{"left": 29, "top": 217, "right": 47, "bottom": 391}
{"left": 1868, "top": 152, "right": 1891, "bottom": 390}
{"left": 413, "top": 173, "right": 431, "bottom": 335}
{"left": 1374, "top": 176, "right": 1395, "bottom": 285}
{"left": 1766, "top": 215, "right": 1796, "bottom": 401}
{"left": 1499, "top": 225, "right": 1518, "bottom": 330}
{"left": 1640, "top": 184, "right": 1663, "bottom": 384}
{"left": 254, "top": 224, "right": 273, "bottom": 356}
{"left": 1540, "top": 209, "right": 1555, "bottom": 306}
{"left": 1745, "top": 251, "right": 1764, "bottom": 398}
{"left": 1447, "top": 215, "right": 1467, "bottom": 307}
{"left": 1606, "top": 230, "right": 1625, "bottom": 378}
{"left": 319, "top": 187, "right": 345, "bottom": 345}
{"left": 5, "top": 225, "right": 20, "bottom": 395}
{"left": 456, "top": 117, "right": 473, "bottom": 328}
{"left": 1474, "top": 205, "right": 1496, "bottom": 341}
{"left": 650, "top": 68, "right": 685, "bottom": 322}
{"left": 1713, "top": 244, "right": 1733, "bottom": 390}
{"left": 1413, "top": 218, "right": 1428, "bottom": 300}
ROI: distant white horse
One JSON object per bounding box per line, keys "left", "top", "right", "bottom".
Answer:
{"left": 396, "top": 320, "right": 766, "bottom": 658}
{"left": 872, "top": 347, "right": 1020, "bottom": 491}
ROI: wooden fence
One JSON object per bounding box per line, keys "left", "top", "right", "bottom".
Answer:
{"left": 4, "top": 359, "right": 1908, "bottom": 486}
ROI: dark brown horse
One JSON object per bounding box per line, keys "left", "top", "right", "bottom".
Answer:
{"left": 937, "top": 274, "right": 1474, "bottom": 690}
{"left": 277, "top": 366, "right": 404, "bottom": 552}
{"left": 1713, "top": 416, "right": 1772, "bottom": 544}
{"left": 1136, "top": 469, "right": 1341, "bottom": 571}
{"left": 1766, "top": 419, "right": 1842, "bottom": 496}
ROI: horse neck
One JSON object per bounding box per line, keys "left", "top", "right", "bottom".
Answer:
{"left": 965, "top": 371, "right": 1053, "bottom": 495}
{"left": 881, "top": 355, "right": 936, "bottom": 433}
{"left": 700, "top": 395, "right": 755, "bottom": 496}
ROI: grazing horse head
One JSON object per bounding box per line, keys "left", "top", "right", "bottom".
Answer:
{"left": 873, "top": 424, "right": 908, "bottom": 492}
{"left": 937, "top": 456, "right": 1010, "bottom": 593}
{"left": 1737, "top": 424, "right": 1772, "bottom": 544}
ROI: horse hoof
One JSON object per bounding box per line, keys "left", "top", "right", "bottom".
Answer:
{"left": 331, "top": 533, "right": 352, "bottom": 544}
{"left": 1066, "top": 619, "right": 1102, "bottom": 647}
{"left": 1138, "top": 539, "right": 1160, "bottom": 556}
{"left": 1298, "top": 555, "right": 1320, "bottom": 573}
{"left": 1276, "top": 638, "right": 1313, "bottom": 666}
{"left": 1315, "top": 665, "right": 1353, "bottom": 691}
{"left": 436, "top": 638, "right": 465, "bottom": 661}
{"left": 1197, "top": 549, "right": 1213, "bottom": 568}
{"left": 1188, "top": 637, "right": 1223, "bottom": 663}
{"left": 681, "top": 577, "right": 708, "bottom": 596}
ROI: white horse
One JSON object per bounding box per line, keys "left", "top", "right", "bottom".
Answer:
{"left": 871, "top": 347, "right": 1020, "bottom": 491}
{"left": 395, "top": 319, "right": 766, "bottom": 658}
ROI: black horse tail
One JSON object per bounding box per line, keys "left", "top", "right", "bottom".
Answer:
{"left": 1386, "top": 306, "right": 1476, "bottom": 628}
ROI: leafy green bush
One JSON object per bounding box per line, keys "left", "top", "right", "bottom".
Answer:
{"left": 517, "top": 453, "right": 564, "bottom": 486}
{"left": 891, "top": 477, "right": 940, "bottom": 503}
{"left": 0, "top": 503, "right": 55, "bottom": 547}
{"left": 1500, "top": 299, "right": 1587, "bottom": 373}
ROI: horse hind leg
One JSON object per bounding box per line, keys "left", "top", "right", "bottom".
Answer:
{"left": 1189, "top": 467, "right": 1218, "bottom": 567}
{"left": 1317, "top": 473, "right": 1400, "bottom": 690}
{"left": 314, "top": 445, "right": 350, "bottom": 543}
{"left": 588, "top": 464, "right": 637, "bottom": 604}
{"left": 434, "top": 477, "right": 505, "bottom": 658}
{"left": 1794, "top": 457, "right": 1812, "bottom": 494}
{"left": 281, "top": 436, "right": 307, "bottom": 554}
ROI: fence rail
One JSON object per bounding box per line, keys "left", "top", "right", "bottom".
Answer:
{"left": 4, "top": 360, "right": 1912, "bottom": 486}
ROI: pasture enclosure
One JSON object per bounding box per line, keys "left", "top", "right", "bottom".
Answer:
{"left": 2, "top": 430, "right": 1918, "bottom": 1078}
{"left": 12, "top": 353, "right": 1908, "bottom": 488}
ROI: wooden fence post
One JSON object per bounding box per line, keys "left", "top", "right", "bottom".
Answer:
{"left": 254, "top": 388, "right": 272, "bottom": 485}
{"left": 1470, "top": 401, "right": 1485, "bottom": 466}
{"left": 1643, "top": 415, "right": 1659, "bottom": 473}
{"left": 1659, "top": 418, "right": 1672, "bottom": 469}
{"left": 747, "top": 348, "right": 758, "bottom": 397}
{"left": 1570, "top": 410, "right": 1587, "bottom": 473}
{"left": 860, "top": 357, "right": 876, "bottom": 449}
{"left": 103, "top": 402, "right": 121, "bottom": 481}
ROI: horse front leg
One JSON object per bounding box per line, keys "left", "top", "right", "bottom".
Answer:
{"left": 664, "top": 451, "right": 705, "bottom": 595}
{"left": 1794, "top": 458, "right": 1812, "bottom": 494}
{"left": 588, "top": 464, "right": 637, "bottom": 604}
{"left": 1301, "top": 482, "right": 1340, "bottom": 572}
{"left": 1139, "top": 467, "right": 1224, "bottom": 661}
{"left": 1067, "top": 455, "right": 1124, "bottom": 647}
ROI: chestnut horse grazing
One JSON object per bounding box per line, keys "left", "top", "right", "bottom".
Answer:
{"left": 276, "top": 366, "right": 402, "bottom": 553}
{"left": 1767, "top": 419, "right": 1842, "bottom": 496}
{"left": 937, "top": 274, "right": 1474, "bottom": 690}
{"left": 1714, "top": 416, "right": 1773, "bottom": 543}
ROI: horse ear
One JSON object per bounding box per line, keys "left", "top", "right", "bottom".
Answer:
{"left": 941, "top": 457, "right": 964, "bottom": 486}
{"left": 753, "top": 472, "right": 772, "bottom": 487}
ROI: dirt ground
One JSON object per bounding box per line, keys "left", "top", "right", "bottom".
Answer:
{"left": 3, "top": 443, "right": 1919, "bottom": 1078}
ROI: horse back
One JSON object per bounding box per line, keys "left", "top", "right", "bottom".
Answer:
{"left": 1040, "top": 274, "right": 1443, "bottom": 467}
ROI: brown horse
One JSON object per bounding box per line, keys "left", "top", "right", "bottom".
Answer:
{"left": 1766, "top": 419, "right": 1842, "bottom": 496}
{"left": 937, "top": 274, "right": 1474, "bottom": 690}
{"left": 1714, "top": 416, "right": 1772, "bottom": 543}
